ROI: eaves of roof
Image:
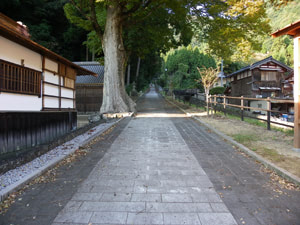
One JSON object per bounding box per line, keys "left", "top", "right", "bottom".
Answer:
{"left": 74, "top": 62, "right": 104, "bottom": 84}
{"left": 271, "top": 19, "right": 300, "bottom": 38}
{"left": 0, "top": 13, "right": 96, "bottom": 76}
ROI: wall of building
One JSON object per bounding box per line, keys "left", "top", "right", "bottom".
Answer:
{"left": 0, "top": 111, "right": 77, "bottom": 158}
{"left": 0, "top": 36, "right": 42, "bottom": 71}
{"left": 76, "top": 84, "right": 103, "bottom": 113}
{"left": 0, "top": 36, "right": 43, "bottom": 111}
{"left": 231, "top": 75, "right": 253, "bottom": 97}
{"left": 0, "top": 36, "right": 76, "bottom": 111}
{"left": 0, "top": 92, "right": 41, "bottom": 111}
{"left": 43, "top": 59, "right": 75, "bottom": 110}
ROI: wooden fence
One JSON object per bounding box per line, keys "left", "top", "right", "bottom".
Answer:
{"left": 207, "top": 95, "right": 294, "bottom": 130}
{"left": 173, "top": 92, "right": 294, "bottom": 130}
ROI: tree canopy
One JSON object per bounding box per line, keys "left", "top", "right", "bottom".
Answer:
{"left": 63, "top": 0, "right": 271, "bottom": 113}
{"left": 161, "top": 46, "right": 216, "bottom": 90}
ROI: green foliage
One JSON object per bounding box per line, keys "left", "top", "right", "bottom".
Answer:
{"left": 162, "top": 46, "right": 216, "bottom": 90}
{"left": 0, "top": 0, "right": 88, "bottom": 61}
{"left": 193, "top": 0, "right": 271, "bottom": 62}
{"left": 223, "top": 61, "right": 247, "bottom": 75}
{"left": 260, "top": 1, "right": 300, "bottom": 67}
{"left": 209, "top": 87, "right": 226, "bottom": 95}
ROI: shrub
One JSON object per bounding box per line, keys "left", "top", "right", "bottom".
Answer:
{"left": 209, "top": 86, "right": 225, "bottom": 95}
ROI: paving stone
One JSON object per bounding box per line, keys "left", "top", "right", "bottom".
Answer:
{"left": 146, "top": 202, "right": 212, "bottom": 213}
{"left": 210, "top": 203, "right": 230, "bottom": 212}
{"left": 100, "top": 193, "right": 132, "bottom": 202}
{"left": 163, "top": 213, "right": 201, "bottom": 224}
{"left": 191, "top": 193, "right": 222, "bottom": 203}
{"left": 198, "top": 213, "right": 237, "bottom": 225}
{"left": 71, "top": 193, "right": 103, "bottom": 201}
{"left": 162, "top": 194, "right": 193, "bottom": 202}
{"left": 90, "top": 212, "right": 127, "bottom": 224}
{"left": 60, "top": 200, "right": 83, "bottom": 212}
{"left": 131, "top": 193, "right": 162, "bottom": 202}
{"left": 53, "top": 211, "right": 92, "bottom": 223}
{"left": 80, "top": 201, "right": 145, "bottom": 212}
{"left": 126, "top": 212, "right": 163, "bottom": 224}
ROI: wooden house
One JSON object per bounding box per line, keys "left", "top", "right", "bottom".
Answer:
{"left": 74, "top": 62, "right": 104, "bottom": 113}
{"left": 0, "top": 13, "right": 96, "bottom": 157}
{"left": 226, "top": 56, "right": 293, "bottom": 99}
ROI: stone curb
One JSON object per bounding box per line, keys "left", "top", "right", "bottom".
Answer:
{"left": 165, "top": 98, "right": 300, "bottom": 186}
{"left": 0, "top": 118, "right": 124, "bottom": 202}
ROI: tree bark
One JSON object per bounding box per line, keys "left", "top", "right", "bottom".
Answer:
{"left": 100, "top": 4, "right": 136, "bottom": 114}
{"left": 126, "top": 64, "right": 131, "bottom": 86}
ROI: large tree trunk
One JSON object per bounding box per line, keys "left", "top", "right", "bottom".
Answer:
{"left": 100, "top": 4, "right": 136, "bottom": 114}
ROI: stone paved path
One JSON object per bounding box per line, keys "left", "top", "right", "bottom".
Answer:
{"left": 1, "top": 88, "right": 299, "bottom": 225}
{"left": 52, "top": 89, "right": 237, "bottom": 225}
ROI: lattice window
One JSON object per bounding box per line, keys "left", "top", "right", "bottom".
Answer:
{"left": 261, "top": 71, "right": 276, "bottom": 81}
{"left": 0, "top": 59, "right": 41, "bottom": 96}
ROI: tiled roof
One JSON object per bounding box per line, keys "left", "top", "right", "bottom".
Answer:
{"left": 226, "top": 56, "right": 293, "bottom": 78}
{"left": 74, "top": 62, "right": 104, "bottom": 84}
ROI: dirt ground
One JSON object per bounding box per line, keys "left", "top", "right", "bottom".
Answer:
{"left": 168, "top": 97, "right": 300, "bottom": 178}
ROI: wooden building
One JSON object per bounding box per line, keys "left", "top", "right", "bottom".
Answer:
{"left": 272, "top": 19, "right": 300, "bottom": 150}
{"left": 226, "top": 56, "right": 292, "bottom": 100}
{"left": 74, "top": 62, "right": 104, "bottom": 113}
{"left": 0, "top": 13, "right": 96, "bottom": 157}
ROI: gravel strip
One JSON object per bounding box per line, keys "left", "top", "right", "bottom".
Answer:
{"left": 0, "top": 120, "right": 120, "bottom": 194}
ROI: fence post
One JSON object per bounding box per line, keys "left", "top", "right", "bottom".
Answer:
{"left": 241, "top": 96, "right": 244, "bottom": 121}
{"left": 214, "top": 95, "right": 217, "bottom": 114}
{"left": 223, "top": 96, "right": 227, "bottom": 116}
{"left": 267, "top": 97, "right": 271, "bottom": 130}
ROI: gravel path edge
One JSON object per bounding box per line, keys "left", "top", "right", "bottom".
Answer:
{"left": 0, "top": 117, "right": 124, "bottom": 202}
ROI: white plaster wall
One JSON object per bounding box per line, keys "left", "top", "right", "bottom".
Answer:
{"left": 61, "top": 88, "right": 73, "bottom": 98}
{"left": 61, "top": 99, "right": 73, "bottom": 108}
{"left": 0, "top": 92, "right": 41, "bottom": 111}
{"left": 44, "top": 97, "right": 59, "bottom": 108}
{"left": 45, "top": 58, "right": 58, "bottom": 72}
{"left": 0, "top": 36, "right": 42, "bottom": 71}
{"left": 44, "top": 84, "right": 59, "bottom": 96}
{"left": 44, "top": 71, "right": 59, "bottom": 84}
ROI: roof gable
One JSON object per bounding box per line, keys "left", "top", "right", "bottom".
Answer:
{"left": 74, "top": 62, "right": 104, "bottom": 84}
{"left": 226, "top": 56, "right": 292, "bottom": 78}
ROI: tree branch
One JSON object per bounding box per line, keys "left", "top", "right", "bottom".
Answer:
{"left": 70, "top": 0, "right": 90, "bottom": 21}
{"left": 69, "top": 0, "right": 103, "bottom": 40}
{"left": 122, "top": 0, "right": 153, "bottom": 19}
{"left": 123, "top": 3, "right": 162, "bottom": 28}
{"left": 89, "top": 0, "right": 104, "bottom": 41}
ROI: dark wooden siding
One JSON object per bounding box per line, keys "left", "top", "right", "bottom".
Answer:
{"left": 0, "top": 111, "right": 76, "bottom": 158}
{"left": 231, "top": 76, "right": 253, "bottom": 97}
{"left": 76, "top": 84, "right": 103, "bottom": 112}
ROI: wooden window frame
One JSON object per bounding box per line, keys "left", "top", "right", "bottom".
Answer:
{"left": 0, "top": 59, "right": 41, "bottom": 96}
